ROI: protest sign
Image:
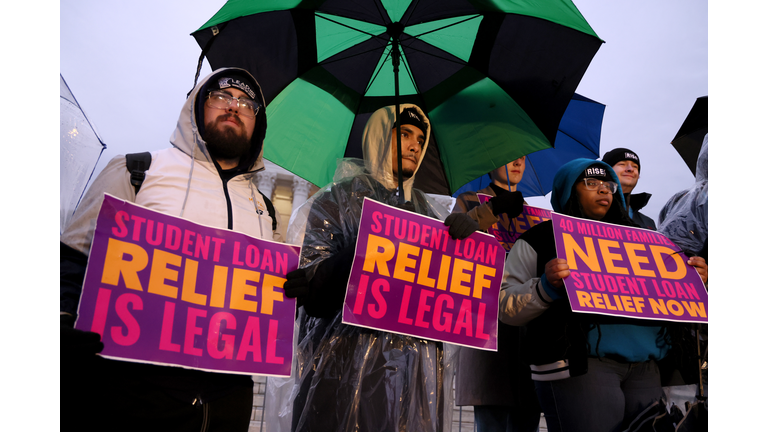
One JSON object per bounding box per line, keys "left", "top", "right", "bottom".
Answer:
{"left": 477, "top": 193, "right": 551, "bottom": 251}
{"left": 75, "top": 194, "right": 300, "bottom": 377}
{"left": 552, "top": 212, "right": 708, "bottom": 323}
{"left": 341, "top": 198, "right": 506, "bottom": 351}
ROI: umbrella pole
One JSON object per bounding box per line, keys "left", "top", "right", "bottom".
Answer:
{"left": 390, "top": 29, "right": 404, "bottom": 204}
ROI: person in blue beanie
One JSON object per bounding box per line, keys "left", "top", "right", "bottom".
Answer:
{"left": 497, "top": 159, "right": 707, "bottom": 432}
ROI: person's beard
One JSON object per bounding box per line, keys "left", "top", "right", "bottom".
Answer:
{"left": 203, "top": 114, "right": 252, "bottom": 162}
{"left": 395, "top": 155, "right": 418, "bottom": 179}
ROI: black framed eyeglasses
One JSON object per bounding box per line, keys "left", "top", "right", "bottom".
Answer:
{"left": 206, "top": 90, "right": 261, "bottom": 118}
{"left": 583, "top": 178, "right": 618, "bottom": 193}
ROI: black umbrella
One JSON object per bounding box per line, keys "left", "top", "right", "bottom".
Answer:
{"left": 671, "top": 96, "right": 707, "bottom": 176}
{"left": 191, "top": 0, "right": 603, "bottom": 196}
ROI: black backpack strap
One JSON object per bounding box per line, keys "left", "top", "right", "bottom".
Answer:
{"left": 258, "top": 190, "right": 278, "bottom": 231}
{"left": 124, "top": 151, "right": 276, "bottom": 231}
{"left": 126, "top": 152, "right": 152, "bottom": 195}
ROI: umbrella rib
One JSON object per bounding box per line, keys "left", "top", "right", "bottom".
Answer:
{"left": 525, "top": 161, "right": 546, "bottom": 197}
{"left": 363, "top": 45, "right": 394, "bottom": 95}
{"left": 401, "top": 0, "right": 422, "bottom": 25}
{"left": 405, "top": 15, "right": 481, "bottom": 40}
{"left": 319, "top": 39, "right": 393, "bottom": 66}
{"left": 356, "top": 42, "right": 420, "bottom": 98}
{"left": 558, "top": 130, "right": 593, "bottom": 153}
{"left": 316, "top": 13, "right": 387, "bottom": 40}
{"left": 399, "top": 38, "right": 468, "bottom": 67}
{"left": 371, "top": 0, "right": 390, "bottom": 25}
{"left": 400, "top": 50, "right": 420, "bottom": 94}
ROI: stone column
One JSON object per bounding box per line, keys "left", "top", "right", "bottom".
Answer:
{"left": 256, "top": 171, "right": 277, "bottom": 200}
{"left": 292, "top": 177, "right": 312, "bottom": 208}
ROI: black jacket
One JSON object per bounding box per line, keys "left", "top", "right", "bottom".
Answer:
{"left": 627, "top": 192, "right": 657, "bottom": 230}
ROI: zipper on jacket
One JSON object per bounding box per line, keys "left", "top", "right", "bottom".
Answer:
{"left": 221, "top": 179, "right": 234, "bottom": 230}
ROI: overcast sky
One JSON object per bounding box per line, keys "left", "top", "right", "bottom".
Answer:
{"left": 58, "top": 0, "right": 707, "bottom": 224}
{"left": 6, "top": 0, "right": 756, "bottom": 427}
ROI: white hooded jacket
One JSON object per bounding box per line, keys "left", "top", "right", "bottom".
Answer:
{"left": 61, "top": 67, "right": 282, "bottom": 315}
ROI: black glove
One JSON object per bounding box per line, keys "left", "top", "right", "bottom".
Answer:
{"left": 444, "top": 213, "right": 479, "bottom": 240}
{"left": 284, "top": 268, "right": 310, "bottom": 300}
{"left": 60, "top": 314, "right": 104, "bottom": 358}
{"left": 489, "top": 190, "right": 524, "bottom": 218}
{"left": 284, "top": 244, "right": 357, "bottom": 318}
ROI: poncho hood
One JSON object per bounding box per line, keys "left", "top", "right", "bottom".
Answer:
{"left": 362, "top": 104, "right": 431, "bottom": 201}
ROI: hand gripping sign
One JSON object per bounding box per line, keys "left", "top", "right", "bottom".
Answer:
{"left": 75, "top": 194, "right": 300, "bottom": 377}
{"left": 551, "top": 213, "right": 708, "bottom": 323}
{"left": 342, "top": 198, "right": 506, "bottom": 351}
{"left": 477, "top": 193, "right": 551, "bottom": 252}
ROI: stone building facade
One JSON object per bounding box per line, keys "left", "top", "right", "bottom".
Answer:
{"left": 257, "top": 159, "right": 455, "bottom": 242}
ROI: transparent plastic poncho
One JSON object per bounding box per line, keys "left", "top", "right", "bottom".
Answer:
{"left": 658, "top": 135, "right": 708, "bottom": 256}
{"left": 266, "top": 158, "right": 456, "bottom": 432}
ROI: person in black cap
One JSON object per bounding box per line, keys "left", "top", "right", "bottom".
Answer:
{"left": 390, "top": 106, "right": 428, "bottom": 179}
{"left": 601, "top": 148, "right": 657, "bottom": 230}
{"left": 60, "top": 67, "right": 281, "bottom": 432}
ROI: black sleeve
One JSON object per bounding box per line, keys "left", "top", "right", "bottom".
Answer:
{"left": 302, "top": 244, "right": 357, "bottom": 319}
{"left": 61, "top": 242, "right": 88, "bottom": 316}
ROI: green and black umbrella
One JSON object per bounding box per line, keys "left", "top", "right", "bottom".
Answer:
{"left": 192, "top": 0, "right": 602, "bottom": 195}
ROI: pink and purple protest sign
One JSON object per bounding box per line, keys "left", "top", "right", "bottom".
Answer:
{"left": 75, "top": 194, "right": 300, "bottom": 376}
{"left": 341, "top": 198, "right": 506, "bottom": 351}
{"left": 551, "top": 212, "right": 708, "bottom": 323}
{"left": 477, "top": 193, "right": 551, "bottom": 252}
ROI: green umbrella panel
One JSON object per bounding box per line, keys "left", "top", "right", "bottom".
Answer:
{"left": 192, "top": 0, "right": 603, "bottom": 194}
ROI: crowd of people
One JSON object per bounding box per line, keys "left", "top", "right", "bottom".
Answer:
{"left": 60, "top": 69, "right": 708, "bottom": 432}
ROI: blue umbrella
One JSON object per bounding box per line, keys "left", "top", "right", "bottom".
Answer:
{"left": 452, "top": 93, "right": 605, "bottom": 198}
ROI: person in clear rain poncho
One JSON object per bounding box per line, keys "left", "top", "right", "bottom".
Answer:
{"left": 657, "top": 134, "right": 708, "bottom": 261}
{"left": 277, "top": 104, "right": 480, "bottom": 432}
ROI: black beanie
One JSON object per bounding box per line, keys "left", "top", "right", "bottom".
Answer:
{"left": 210, "top": 74, "right": 258, "bottom": 100}
{"left": 602, "top": 148, "right": 641, "bottom": 172}
{"left": 195, "top": 69, "right": 262, "bottom": 140}
{"left": 398, "top": 107, "right": 427, "bottom": 137}
{"left": 578, "top": 163, "right": 613, "bottom": 182}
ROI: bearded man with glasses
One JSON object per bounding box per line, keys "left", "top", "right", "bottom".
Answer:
{"left": 60, "top": 68, "right": 281, "bottom": 432}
